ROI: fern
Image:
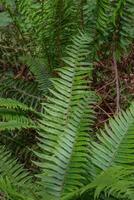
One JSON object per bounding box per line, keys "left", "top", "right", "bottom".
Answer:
{"left": 80, "top": 166, "right": 134, "bottom": 200}
{"left": 83, "top": 0, "right": 96, "bottom": 31}
{"left": 35, "top": 33, "right": 95, "bottom": 199}
{"left": 20, "top": 56, "right": 52, "bottom": 95}
{"left": 0, "top": 75, "right": 45, "bottom": 111}
{"left": 1, "top": 1, "right": 134, "bottom": 200}
{"left": 2, "top": 0, "right": 134, "bottom": 63}
{"left": 0, "top": 145, "right": 35, "bottom": 200}
{"left": 0, "top": 98, "right": 39, "bottom": 131}
{"left": 96, "top": 0, "right": 110, "bottom": 33}
{"left": 83, "top": 0, "right": 134, "bottom": 60}
{"left": 1, "top": 0, "right": 83, "bottom": 67}
{"left": 91, "top": 102, "right": 134, "bottom": 173}
{"left": 112, "top": 0, "right": 134, "bottom": 57}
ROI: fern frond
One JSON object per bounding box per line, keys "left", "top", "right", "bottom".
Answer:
{"left": 35, "top": 33, "right": 95, "bottom": 199}
{"left": 20, "top": 56, "right": 51, "bottom": 95}
{"left": 62, "top": 166, "right": 134, "bottom": 200}
{"left": 81, "top": 166, "right": 134, "bottom": 200}
{"left": 119, "top": 0, "right": 134, "bottom": 53}
{"left": 110, "top": 0, "right": 134, "bottom": 57}
{"left": 0, "top": 75, "right": 44, "bottom": 111}
{"left": 10, "top": 0, "right": 81, "bottom": 67}
{"left": 0, "top": 98, "right": 39, "bottom": 131}
{"left": 84, "top": 0, "right": 96, "bottom": 30}
{"left": 96, "top": 0, "right": 110, "bottom": 33}
{"left": 91, "top": 102, "right": 134, "bottom": 173}
{"left": 0, "top": 146, "right": 30, "bottom": 185}
{"left": 37, "top": 97, "right": 94, "bottom": 199}
{"left": 0, "top": 177, "right": 32, "bottom": 200}
{"left": 0, "top": 97, "right": 35, "bottom": 111}
{"left": 0, "top": 145, "right": 35, "bottom": 200}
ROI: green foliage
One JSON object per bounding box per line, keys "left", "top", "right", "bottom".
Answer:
{"left": 0, "top": 69, "right": 49, "bottom": 111}
{"left": 0, "top": 145, "right": 35, "bottom": 200}
{"left": 0, "top": 97, "right": 39, "bottom": 131}
{"left": 91, "top": 102, "right": 134, "bottom": 173}
{"left": 0, "top": 35, "right": 134, "bottom": 199}
{"left": 80, "top": 166, "right": 134, "bottom": 200}
{"left": 110, "top": 0, "right": 134, "bottom": 58}
{"left": 35, "top": 33, "right": 95, "bottom": 199}
{"left": 20, "top": 56, "right": 52, "bottom": 95}
{"left": 0, "top": 97, "right": 40, "bottom": 164}
{"left": 1, "top": 0, "right": 134, "bottom": 63}
{"left": 0, "top": 11, "right": 12, "bottom": 26}
{"left": 1, "top": 0, "right": 81, "bottom": 67}
{"left": 0, "top": 1, "right": 134, "bottom": 200}
{"left": 96, "top": 0, "right": 110, "bottom": 33}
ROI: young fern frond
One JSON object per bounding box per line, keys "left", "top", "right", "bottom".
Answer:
{"left": 91, "top": 103, "right": 134, "bottom": 174}
{"left": 35, "top": 33, "right": 95, "bottom": 199}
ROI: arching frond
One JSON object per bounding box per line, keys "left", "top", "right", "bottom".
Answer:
{"left": 91, "top": 103, "right": 134, "bottom": 173}
{"left": 35, "top": 33, "right": 95, "bottom": 199}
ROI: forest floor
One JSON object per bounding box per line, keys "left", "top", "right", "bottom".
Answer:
{"left": 93, "top": 51, "right": 134, "bottom": 129}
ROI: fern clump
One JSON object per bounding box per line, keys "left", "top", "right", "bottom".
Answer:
{"left": 0, "top": 1, "right": 134, "bottom": 200}
{"left": 0, "top": 33, "right": 134, "bottom": 199}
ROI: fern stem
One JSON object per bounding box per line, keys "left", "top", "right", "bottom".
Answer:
{"left": 79, "top": 0, "right": 85, "bottom": 29}
{"left": 113, "top": 51, "right": 120, "bottom": 113}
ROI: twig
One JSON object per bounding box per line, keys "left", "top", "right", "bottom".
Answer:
{"left": 103, "top": 100, "right": 114, "bottom": 114}
{"left": 0, "top": 44, "right": 27, "bottom": 52}
{"left": 96, "top": 78, "right": 115, "bottom": 92}
{"left": 95, "top": 104, "right": 111, "bottom": 118}
{"left": 113, "top": 52, "right": 120, "bottom": 113}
